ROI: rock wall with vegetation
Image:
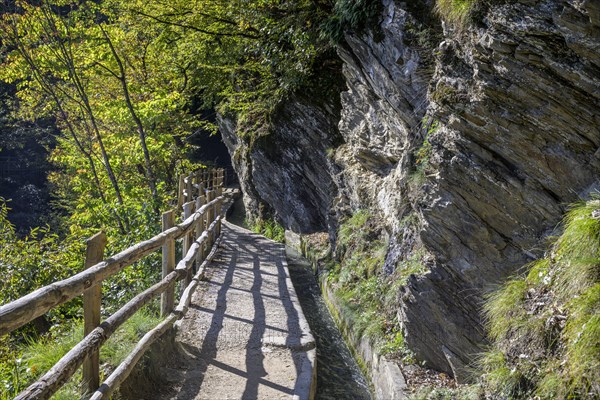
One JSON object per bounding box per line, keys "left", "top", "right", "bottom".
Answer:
{"left": 481, "top": 198, "right": 599, "bottom": 398}
{"left": 221, "top": 0, "right": 600, "bottom": 386}
{"left": 410, "top": 0, "right": 600, "bottom": 379}
{"left": 0, "top": 0, "right": 597, "bottom": 397}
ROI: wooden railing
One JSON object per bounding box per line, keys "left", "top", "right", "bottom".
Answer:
{"left": 0, "top": 168, "right": 228, "bottom": 400}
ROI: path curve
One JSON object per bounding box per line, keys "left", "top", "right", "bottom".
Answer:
{"left": 157, "top": 221, "right": 316, "bottom": 400}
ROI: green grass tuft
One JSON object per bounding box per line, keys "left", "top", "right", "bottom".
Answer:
{"left": 101, "top": 310, "right": 162, "bottom": 366}
{"left": 562, "top": 283, "right": 600, "bottom": 395}
{"left": 327, "top": 210, "right": 428, "bottom": 360}
{"left": 553, "top": 199, "right": 600, "bottom": 301}
{"left": 434, "top": 0, "right": 477, "bottom": 28}
{"left": 1, "top": 310, "right": 162, "bottom": 399}
{"left": 484, "top": 279, "right": 527, "bottom": 342}
{"left": 250, "top": 218, "right": 285, "bottom": 243}
{"left": 409, "top": 384, "right": 483, "bottom": 400}
{"left": 479, "top": 198, "right": 600, "bottom": 398}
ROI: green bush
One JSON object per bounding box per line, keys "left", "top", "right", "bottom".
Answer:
{"left": 251, "top": 218, "right": 285, "bottom": 243}
{"left": 0, "top": 310, "right": 161, "bottom": 399}
{"left": 328, "top": 210, "right": 427, "bottom": 360}
{"left": 320, "top": 0, "right": 383, "bottom": 43}
{"left": 434, "top": 0, "right": 477, "bottom": 28}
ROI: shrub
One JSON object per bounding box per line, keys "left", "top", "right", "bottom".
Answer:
{"left": 251, "top": 218, "right": 285, "bottom": 243}
{"left": 328, "top": 210, "right": 427, "bottom": 360}
{"left": 320, "top": 0, "right": 383, "bottom": 43}
{"left": 434, "top": 0, "right": 477, "bottom": 28}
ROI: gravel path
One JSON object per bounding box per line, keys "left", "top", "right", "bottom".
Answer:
{"left": 156, "top": 221, "right": 316, "bottom": 400}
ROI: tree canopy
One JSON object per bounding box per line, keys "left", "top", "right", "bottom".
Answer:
{"left": 0, "top": 0, "right": 342, "bottom": 234}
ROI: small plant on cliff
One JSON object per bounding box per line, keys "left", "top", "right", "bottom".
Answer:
{"left": 320, "top": 0, "right": 383, "bottom": 43}
{"left": 409, "top": 119, "right": 439, "bottom": 190}
{"left": 435, "top": 0, "right": 477, "bottom": 28}
{"left": 480, "top": 198, "right": 600, "bottom": 399}
{"left": 415, "top": 119, "right": 438, "bottom": 172}
{"left": 409, "top": 385, "right": 483, "bottom": 400}
{"left": 251, "top": 218, "right": 285, "bottom": 243}
{"left": 330, "top": 210, "right": 419, "bottom": 360}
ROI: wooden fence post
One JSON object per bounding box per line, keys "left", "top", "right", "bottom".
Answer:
{"left": 182, "top": 202, "right": 194, "bottom": 288}
{"left": 186, "top": 174, "right": 193, "bottom": 203}
{"left": 218, "top": 170, "right": 224, "bottom": 196}
{"left": 83, "top": 231, "right": 107, "bottom": 394}
{"left": 177, "top": 174, "right": 185, "bottom": 210}
{"left": 195, "top": 196, "right": 205, "bottom": 266}
{"left": 216, "top": 198, "right": 223, "bottom": 237}
{"left": 206, "top": 190, "right": 214, "bottom": 248}
{"left": 196, "top": 170, "right": 202, "bottom": 198}
{"left": 161, "top": 210, "right": 175, "bottom": 317}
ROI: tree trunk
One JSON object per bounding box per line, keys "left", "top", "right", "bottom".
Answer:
{"left": 101, "top": 26, "right": 160, "bottom": 214}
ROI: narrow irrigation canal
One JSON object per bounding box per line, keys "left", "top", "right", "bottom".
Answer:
{"left": 227, "top": 196, "right": 371, "bottom": 399}
{"left": 286, "top": 248, "right": 371, "bottom": 399}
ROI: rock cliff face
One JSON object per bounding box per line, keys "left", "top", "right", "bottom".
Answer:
{"left": 219, "top": 88, "right": 344, "bottom": 235}
{"left": 220, "top": 0, "right": 600, "bottom": 381}
{"left": 408, "top": 0, "right": 600, "bottom": 379}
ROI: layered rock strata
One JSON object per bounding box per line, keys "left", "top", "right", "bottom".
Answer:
{"left": 220, "top": 0, "right": 600, "bottom": 381}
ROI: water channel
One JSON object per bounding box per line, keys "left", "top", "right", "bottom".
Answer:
{"left": 227, "top": 197, "right": 371, "bottom": 399}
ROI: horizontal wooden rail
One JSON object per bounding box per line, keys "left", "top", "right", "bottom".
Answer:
{"left": 16, "top": 215, "right": 227, "bottom": 400}
{"left": 90, "top": 224, "right": 225, "bottom": 400}
{"left": 0, "top": 196, "right": 222, "bottom": 336}
{"left": 16, "top": 216, "right": 227, "bottom": 400}
{"left": 15, "top": 269, "right": 180, "bottom": 400}
{"left": 5, "top": 168, "right": 227, "bottom": 400}
{"left": 91, "top": 314, "right": 179, "bottom": 400}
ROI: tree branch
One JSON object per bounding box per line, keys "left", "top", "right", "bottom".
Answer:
{"left": 93, "top": 61, "right": 122, "bottom": 80}
{"left": 133, "top": 9, "right": 260, "bottom": 39}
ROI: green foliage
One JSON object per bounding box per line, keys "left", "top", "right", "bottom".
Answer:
{"left": 410, "top": 119, "right": 438, "bottom": 190}
{"left": 430, "top": 83, "right": 461, "bottom": 106}
{"left": 0, "top": 0, "right": 205, "bottom": 232}
{"left": 415, "top": 136, "right": 433, "bottom": 172}
{"left": 251, "top": 218, "right": 285, "bottom": 243}
{"left": 0, "top": 198, "right": 164, "bottom": 396}
{"left": 0, "top": 310, "right": 161, "bottom": 399}
{"left": 328, "top": 210, "right": 423, "bottom": 360}
{"left": 0, "top": 198, "right": 160, "bottom": 325}
{"left": 553, "top": 199, "right": 600, "bottom": 302}
{"left": 480, "top": 198, "right": 600, "bottom": 399}
{"left": 320, "top": 0, "right": 382, "bottom": 43}
{"left": 0, "top": 0, "right": 349, "bottom": 396}
{"left": 409, "top": 385, "right": 482, "bottom": 400}
{"left": 0, "top": 338, "right": 26, "bottom": 400}
{"left": 0, "top": 199, "right": 89, "bottom": 327}
{"left": 380, "top": 328, "right": 406, "bottom": 357}
{"left": 484, "top": 279, "right": 528, "bottom": 342}
{"left": 22, "top": 325, "right": 84, "bottom": 381}
{"left": 100, "top": 310, "right": 162, "bottom": 366}
{"left": 434, "top": 0, "right": 477, "bottom": 28}
{"left": 123, "top": 0, "right": 334, "bottom": 139}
